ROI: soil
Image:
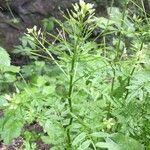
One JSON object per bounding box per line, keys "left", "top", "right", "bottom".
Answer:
{"left": 0, "top": 120, "right": 52, "bottom": 150}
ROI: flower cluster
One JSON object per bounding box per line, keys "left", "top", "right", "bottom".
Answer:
{"left": 72, "top": 0, "right": 95, "bottom": 19}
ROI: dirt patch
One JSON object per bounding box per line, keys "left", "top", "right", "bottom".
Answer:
{"left": 0, "top": 121, "right": 51, "bottom": 150}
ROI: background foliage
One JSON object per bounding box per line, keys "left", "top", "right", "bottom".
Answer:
{"left": 0, "top": 0, "right": 150, "bottom": 149}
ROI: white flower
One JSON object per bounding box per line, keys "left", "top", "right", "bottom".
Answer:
{"left": 103, "top": 118, "right": 115, "bottom": 129}
{"left": 37, "top": 28, "right": 41, "bottom": 36}
{"left": 27, "top": 25, "right": 37, "bottom": 34}
{"left": 79, "top": 0, "right": 95, "bottom": 15}
{"left": 73, "top": 3, "right": 79, "bottom": 12}
{"left": 33, "top": 25, "right": 37, "bottom": 32}
{"left": 81, "top": 0, "right": 94, "bottom": 12}
{"left": 79, "top": 0, "right": 86, "bottom": 8}
{"left": 27, "top": 28, "right": 33, "bottom": 34}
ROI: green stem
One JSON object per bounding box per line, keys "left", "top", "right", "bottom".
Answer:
{"left": 107, "top": 1, "right": 128, "bottom": 119}
{"left": 111, "top": 65, "right": 116, "bottom": 94}
{"left": 107, "top": 64, "right": 116, "bottom": 119}
{"left": 66, "top": 39, "right": 79, "bottom": 148}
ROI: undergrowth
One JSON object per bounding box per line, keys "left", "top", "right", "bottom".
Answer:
{"left": 0, "top": 0, "right": 150, "bottom": 149}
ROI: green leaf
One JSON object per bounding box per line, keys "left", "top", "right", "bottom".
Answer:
{"left": 41, "top": 136, "right": 52, "bottom": 144}
{"left": 36, "top": 76, "right": 47, "bottom": 87}
{"left": 0, "top": 47, "right": 11, "bottom": 66}
{"left": 112, "top": 77, "right": 127, "bottom": 99}
{"left": 77, "top": 140, "right": 91, "bottom": 150}
{"left": 96, "top": 17, "right": 115, "bottom": 30}
{"left": 96, "top": 138, "right": 120, "bottom": 150}
{"left": 22, "top": 36, "right": 28, "bottom": 48}
{"left": 91, "top": 132, "right": 111, "bottom": 138}
{"left": 1, "top": 65, "right": 20, "bottom": 73}
{"left": 42, "top": 17, "right": 55, "bottom": 31}
{"left": 107, "top": 7, "right": 135, "bottom": 34}
{"left": 72, "top": 132, "right": 86, "bottom": 146}
{"left": 112, "top": 133, "right": 144, "bottom": 150}
{"left": 96, "top": 134, "right": 144, "bottom": 150}
{"left": 0, "top": 96, "right": 8, "bottom": 106}
{"left": 1, "top": 119, "right": 23, "bottom": 144}
{"left": 55, "top": 83, "right": 68, "bottom": 97}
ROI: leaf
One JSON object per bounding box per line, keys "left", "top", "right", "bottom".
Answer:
{"left": 55, "top": 84, "right": 68, "bottom": 97}
{"left": 107, "top": 7, "right": 122, "bottom": 29}
{"left": 36, "top": 76, "right": 47, "bottom": 87}
{"left": 96, "top": 134, "right": 144, "bottom": 150}
{"left": 0, "top": 47, "right": 11, "bottom": 66}
{"left": 72, "top": 132, "right": 86, "bottom": 146}
{"left": 112, "top": 133, "right": 144, "bottom": 150}
{"left": 22, "top": 36, "right": 28, "bottom": 48}
{"left": 0, "top": 96, "right": 8, "bottom": 106}
{"left": 112, "top": 77, "right": 127, "bottom": 99}
{"left": 107, "top": 7, "right": 135, "bottom": 34}
{"left": 96, "top": 17, "right": 115, "bottom": 30}
{"left": 1, "top": 119, "right": 23, "bottom": 144}
{"left": 77, "top": 140, "right": 91, "bottom": 150}
{"left": 1, "top": 65, "right": 20, "bottom": 73}
{"left": 96, "top": 138, "right": 120, "bottom": 150}
{"left": 41, "top": 136, "right": 52, "bottom": 144}
{"left": 42, "top": 17, "right": 55, "bottom": 31}
{"left": 91, "top": 132, "right": 111, "bottom": 138}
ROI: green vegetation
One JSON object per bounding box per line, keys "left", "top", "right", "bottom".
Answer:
{"left": 0, "top": 0, "right": 150, "bottom": 149}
